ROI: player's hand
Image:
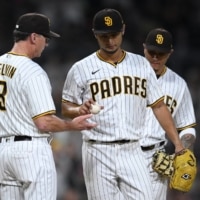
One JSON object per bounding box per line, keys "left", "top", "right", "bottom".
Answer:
{"left": 79, "top": 98, "right": 103, "bottom": 115}
{"left": 174, "top": 144, "right": 185, "bottom": 155}
{"left": 69, "top": 114, "right": 97, "bottom": 131}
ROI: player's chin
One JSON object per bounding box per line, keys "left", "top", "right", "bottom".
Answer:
{"left": 151, "top": 63, "right": 161, "bottom": 69}
{"left": 103, "top": 47, "right": 118, "bottom": 54}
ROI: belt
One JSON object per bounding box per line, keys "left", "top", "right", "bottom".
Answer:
{"left": 0, "top": 136, "right": 52, "bottom": 143}
{"left": 88, "top": 139, "right": 137, "bottom": 145}
{"left": 141, "top": 141, "right": 165, "bottom": 151}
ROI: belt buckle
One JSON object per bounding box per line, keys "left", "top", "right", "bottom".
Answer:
{"left": 47, "top": 136, "right": 53, "bottom": 144}
{"left": 6, "top": 137, "right": 14, "bottom": 142}
{"left": 0, "top": 137, "right": 14, "bottom": 143}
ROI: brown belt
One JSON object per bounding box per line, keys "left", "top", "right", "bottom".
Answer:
{"left": 141, "top": 141, "right": 165, "bottom": 151}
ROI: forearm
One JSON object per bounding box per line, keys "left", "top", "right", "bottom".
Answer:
{"left": 62, "top": 98, "right": 97, "bottom": 119}
{"left": 181, "top": 134, "right": 195, "bottom": 150}
{"left": 61, "top": 101, "right": 80, "bottom": 119}
{"left": 179, "top": 128, "right": 196, "bottom": 150}
{"left": 152, "top": 102, "right": 183, "bottom": 151}
{"left": 33, "top": 114, "right": 96, "bottom": 133}
{"left": 34, "top": 115, "right": 75, "bottom": 132}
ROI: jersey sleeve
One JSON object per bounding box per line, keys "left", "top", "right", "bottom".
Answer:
{"left": 62, "top": 64, "right": 83, "bottom": 105}
{"left": 145, "top": 62, "right": 164, "bottom": 106}
{"left": 174, "top": 85, "right": 196, "bottom": 130}
{"left": 25, "top": 72, "right": 56, "bottom": 118}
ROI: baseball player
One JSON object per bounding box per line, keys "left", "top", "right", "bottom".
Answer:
{"left": 0, "top": 13, "right": 96, "bottom": 200}
{"left": 61, "top": 9, "right": 184, "bottom": 200}
{"left": 141, "top": 28, "right": 196, "bottom": 200}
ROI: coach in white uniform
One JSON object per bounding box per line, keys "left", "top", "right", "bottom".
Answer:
{"left": 62, "top": 9, "right": 185, "bottom": 200}
{"left": 141, "top": 28, "right": 196, "bottom": 200}
{"left": 0, "top": 13, "right": 96, "bottom": 200}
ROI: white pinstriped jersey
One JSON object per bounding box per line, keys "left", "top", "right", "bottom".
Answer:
{"left": 62, "top": 51, "right": 164, "bottom": 141}
{"left": 0, "top": 53, "right": 56, "bottom": 137}
{"left": 140, "top": 67, "right": 196, "bottom": 146}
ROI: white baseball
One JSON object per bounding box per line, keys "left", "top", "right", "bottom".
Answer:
{"left": 90, "top": 103, "right": 101, "bottom": 114}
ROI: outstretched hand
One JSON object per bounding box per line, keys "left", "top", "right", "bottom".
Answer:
{"left": 70, "top": 114, "right": 97, "bottom": 131}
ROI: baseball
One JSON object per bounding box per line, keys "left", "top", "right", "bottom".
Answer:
{"left": 90, "top": 103, "right": 101, "bottom": 114}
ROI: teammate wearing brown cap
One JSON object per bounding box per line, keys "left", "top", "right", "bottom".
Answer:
{"left": 141, "top": 28, "right": 196, "bottom": 200}
{"left": 0, "top": 13, "right": 97, "bottom": 200}
{"left": 62, "top": 9, "right": 185, "bottom": 200}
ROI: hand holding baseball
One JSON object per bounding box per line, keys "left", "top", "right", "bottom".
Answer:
{"left": 90, "top": 102, "right": 101, "bottom": 114}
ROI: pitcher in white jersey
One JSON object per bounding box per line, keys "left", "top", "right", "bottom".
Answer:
{"left": 141, "top": 28, "right": 196, "bottom": 200}
{"left": 61, "top": 9, "right": 185, "bottom": 200}
{"left": 0, "top": 13, "right": 97, "bottom": 200}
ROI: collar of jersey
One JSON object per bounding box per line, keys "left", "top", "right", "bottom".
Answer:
{"left": 7, "top": 52, "right": 29, "bottom": 58}
{"left": 96, "top": 50, "right": 126, "bottom": 66}
{"left": 157, "top": 66, "right": 167, "bottom": 79}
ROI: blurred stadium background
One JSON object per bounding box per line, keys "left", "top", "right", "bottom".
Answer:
{"left": 0, "top": 0, "right": 200, "bottom": 199}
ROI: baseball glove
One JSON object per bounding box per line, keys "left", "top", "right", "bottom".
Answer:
{"left": 170, "top": 149, "right": 197, "bottom": 192}
{"left": 152, "top": 150, "right": 175, "bottom": 177}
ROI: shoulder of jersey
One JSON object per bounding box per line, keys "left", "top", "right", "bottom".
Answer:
{"left": 72, "top": 52, "right": 98, "bottom": 68}
{"left": 125, "top": 51, "right": 148, "bottom": 62}
{"left": 167, "top": 68, "right": 186, "bottom": 84}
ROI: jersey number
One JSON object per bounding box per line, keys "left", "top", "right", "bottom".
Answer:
{"left": 0, "top": 81, "right": 7, "bottom": 111}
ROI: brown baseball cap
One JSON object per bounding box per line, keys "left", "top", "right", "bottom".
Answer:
{"left": 92, "top": 8, "right": 124, "bottom": 34}
{"left": 144, "top": 28, "right": 173, "bottom": 53}
{"left": 14, "top": 13, "right": 60, "bottom": 38}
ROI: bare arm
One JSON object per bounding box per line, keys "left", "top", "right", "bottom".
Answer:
{"left": 33, "top": 114, "right": 97, "bottom": 133}
{"left": 61, "top": 101, "right": 82, "bottom": 119}
{"left": 62, "top": 98, "right": 103, "bottom": 119}
{"left": 152, "top": 100, "right": 184, "bottom": 153}
{"left": 180, "top": 133, "right": 195, "bottom": 150}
